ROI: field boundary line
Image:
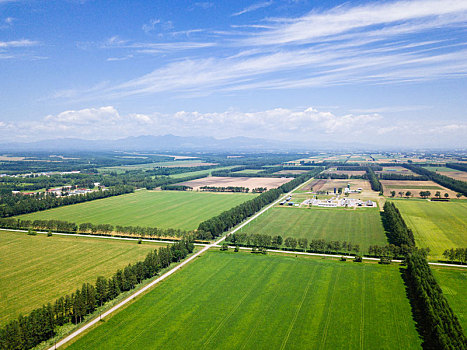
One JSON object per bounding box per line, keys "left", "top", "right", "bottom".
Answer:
{"left": 45, "top": 177, "right": 316, "bottom": 348}
{"left": 0, "top": 228, "right": 210, "bottom": 246}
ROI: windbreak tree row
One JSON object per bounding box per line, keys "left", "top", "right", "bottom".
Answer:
{"left": 381, "top": 202, "right": 415, "bottom": 248}
{"left": 0, "top": 240, "right": 195, "bottom": 350}
{"left": 365, "top": 167, "right": 383, "bottom": 192}
{"left": 0, "top": 218, "right": 195, "bottom": 239}
{"left": 197, "top": 168, "right": 323, "bottom": 238}
{"left": 402, "top": 164, "right": 467, "bottom": 196}
{"left": 0, "top": 185, "right": 134, "bottom": 218}
{"left": 405, "top": 250, "right": 466, "bottom": 350}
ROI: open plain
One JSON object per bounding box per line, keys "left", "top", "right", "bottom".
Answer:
{"left": 65, "top": 251, "right": 421, "bottom": 350}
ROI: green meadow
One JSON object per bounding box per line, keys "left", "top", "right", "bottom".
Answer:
{"left": 393, "top": 200, "right": 467, "bottom": 260}
{"left": 432, "top": 268, "right": 467, "bottom": 332}
{"left": 16, "top": 190, "right": 257, "bottom": 231}
{"left": 240, "top": 207, "right": 388, "bottom": 253}
{"left": 66, "top": 251, "right": 421, "bottom": 350}
{"left": 0, "top": 230, "right": 164, "bottom": 325}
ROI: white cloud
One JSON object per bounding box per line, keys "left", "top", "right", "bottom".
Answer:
{"left": 0, "top": 39, "right": 39, "bottom": 48}
{"left": 232, "top": 1, "right": 273, "bottom": 17}
{"left": 2, "top": 106, "right": 465, "bottom": 147}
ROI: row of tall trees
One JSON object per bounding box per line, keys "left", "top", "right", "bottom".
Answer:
{"left": 0, "top": 185, "right": 134, "bottom": 217}
{"left": 199, "top": 186, "right": 250, "bottom": 193}
{"left": 442, "top": 248, "right": 467, "bottom": 264}
{"left": 197, "top": 168, "right": 323, "bottom": 238}
{"left": 403, "top": 164, "right": 467, "bottom": 196}
{"left": 0, "top": 218, "right": 194, "bottom": 239}
{"left": 226, "top": 233, "right": 362, "bottom": 255}
{"left": 381, "top": 202, "right": 415, "bottom": 247}
{"left": 0, "top": 240, "right": 194, "bottom": 350}
{"left": 365, "top": 167, "right": 383, "bottom": 192}
{"left": 337, "top": 165, "right": 383, "bottom": 171}
{"left": 405, "top": 250, "right": 466, "bottom": 349}
{"left": 446, "top": 163, "right": 467, "bottom": 172}
{"left": 378, "top": 173, "right": 428, "bottom": 181}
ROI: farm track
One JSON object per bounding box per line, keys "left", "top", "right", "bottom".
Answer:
{"left": 46, "top": 176, "right": 314, "bottom": 349}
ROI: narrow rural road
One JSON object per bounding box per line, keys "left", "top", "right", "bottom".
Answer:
{"left": 46, "top": 179, "right": 306, "bottom": 349}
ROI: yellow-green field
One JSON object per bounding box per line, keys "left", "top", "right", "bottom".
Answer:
{"left": 0, "top": 230, "right": 165, "bottom": 325}
{"left": 393, "top": 200, "right": 467, "bottom": 260}
{"left": 16, "top": 190, "right": 257, "bottom": 231}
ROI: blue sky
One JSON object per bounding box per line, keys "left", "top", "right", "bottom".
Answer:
{"left": 1, "top": 0, "right": 466, "bottom": 148}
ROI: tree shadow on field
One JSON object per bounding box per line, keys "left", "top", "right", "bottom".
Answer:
{"left": 399, "top": 267, "right": 437, "bottom": 350}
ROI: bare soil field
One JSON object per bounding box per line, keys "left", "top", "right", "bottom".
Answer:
{"left": 177, "top": 176, "right": 293, "bottom": 190}
{"left": 439, "top": 171, "right": 467, "bottom": 182}
{"left": 300, "top": 178, "right": 372, "bottom": 192}
{"left": 381, "top": 180, "right": 460, "bottom": 197}
{"left": 275, "top": 169, "right": 309, "bottom": 175}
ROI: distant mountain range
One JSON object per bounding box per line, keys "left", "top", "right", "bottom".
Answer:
{"left": 0, "top": 134, "right": 378, "bottom": 152}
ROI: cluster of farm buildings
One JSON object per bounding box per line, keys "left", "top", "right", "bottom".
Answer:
{"left": 302, "top": 197, "right": 376, "bottom": 208}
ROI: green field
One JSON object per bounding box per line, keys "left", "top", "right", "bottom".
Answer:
{"left": 394, "top": 200, "right": 467, "bottom": 260}
{"left": 240, "top": 207, "right": 388, "bottom": 253}
{"left": 67, "top": 251, "right": 421, "bottom": 350}
{"left": 16, "top": 190, "right": 257, "bottom": 231}
{"left": 0, "top": 230, "right": 165, "bottom": 325}
{"left": 422, "top": 166, "right": 457, "bottom": 172}
{"left": 432, "top": 268, "right": 467, "bottom": 332}
{"left": 98, "top": 160, "right": 213, "bottom": 173}
{"left": 168, "top": 166, "right": 236, "bottom": 179}
{"left": 232, "top": 169, "right": 263, "bottom": 174}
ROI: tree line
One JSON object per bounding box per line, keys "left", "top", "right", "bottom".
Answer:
{"left": 200, "top": 186, "right": 250, "bottom": 193}
{"left": 0, "top": 239, "right": 194, "bottom": 350}
{"left": 197, "top": 168, "right": 323, "bottom": 238}
{"left": 226, "top": 233, "right": 362, "bottom": 255}
{"left": 0, "top": 185, "right": 134, "bottom": 218}
{"left": 337, "top": 165, "right": 383, "bottom": 171}
{"left": 381, "top": 202, "right": 415, "bottom": 248}
{"left": 0, "top": 218, "right": 198, "bottom": 240}
{"left": 365, "top": 167, "right": 383, "bottom": 192}
{"left": 378, "top": 173, "right": 428, "bottom": 181}
{"left": 316, "top": 173, "right": 365, "bottom": 179}
{"left": 402, "top": 164, "right": 467, "bottom": 196}
{"left": 405, "top": 250, "right": 466, "bottom": 349}
{"left": 161, "top": 185, "right": 193, "bottom": 191}
{"left": 446, "top": 163, "right": 467, "bottom": 172}
{"left": 442, "top": 248, "right": 466, "bottom": 264}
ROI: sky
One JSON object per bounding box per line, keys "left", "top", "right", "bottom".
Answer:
{"left": 0, "top": 0, "right": 466, "bottom": 149}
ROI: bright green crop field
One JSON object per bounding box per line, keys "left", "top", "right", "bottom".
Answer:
{"left": 393, "top": 200, "right": 467, "bottom": 260}
{"left": 0, "top": 230, "right": 164, "bottom": 325}
{"left": 240, "top": 207, "right": 388, "bottom": 253}
{"left": 66, "top": 251, "right": 421, "bottom": 350}
{"left": 432, "top": 268, "right": 467, "bottom": 332}
{"left": 16, "top": 190, "right": 257, "bottom": 231}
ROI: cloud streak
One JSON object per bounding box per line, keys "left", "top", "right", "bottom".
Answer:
{"left": 232, "top": 1, "right": 273, "bottom": 17}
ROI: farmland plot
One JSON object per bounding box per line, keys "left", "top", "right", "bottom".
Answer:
{"left": 66, "top": 252, "right": 421, "bottom": 350}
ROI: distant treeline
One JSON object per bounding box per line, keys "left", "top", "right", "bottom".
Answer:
{"left": 197, "top": 168, "right": 323, "bottom": 238}
{"left": 200, "top": 186, "right": 250, "bottom": 193}
{"left": 366, "top": 168, "right": 382, "bottom": 192}
{"left": 378, "top": 173, "right": 428, "bottom": 181}
{"left": 446, "top": 163, "right": 467, "bottom": 172}
{"left": 336, "top": 165, "right": 383, "bottom": 171}
{"left": 0, "top": 218, "right": 195, "bottom": 239}
{"left": 0, "top": 240, "right": 194, "bottom": 350}
{"left": 405, "top": 250, "right": 467, "bottom": 349}
{"left": 161, "top": 185, "right": 192, "bottom": 191}
{"left": 0, "top": 185, "right": 134, "bottom": 218}
{"left": 316, "top": 173, "right": 365, "bottom": 179}
{"left": 381, "top": 202, "right": 415, "bottom": 248}
{"left": 402, "top": 164, "right": 467, "bottom": 196}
